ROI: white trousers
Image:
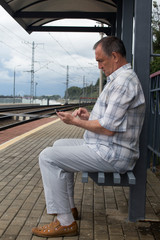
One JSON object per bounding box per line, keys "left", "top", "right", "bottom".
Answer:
{"left": 39, "top": 138, "right": 115, "bottom": 214}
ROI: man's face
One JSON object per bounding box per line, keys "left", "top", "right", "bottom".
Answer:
{"left": 95, "top": 44, "right": 115, "bottom": 77}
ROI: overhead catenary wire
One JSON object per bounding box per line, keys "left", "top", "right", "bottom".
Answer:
{"left": 0, "top": 23, "right": 32, "bottom": 60}
{"left": 48, "top": 33, "right": 94, "bottom": 75}
{"left": 0, "top": 21, "right": 97, "bottom": 81}
{"left": 64, "top": 32, "right": 98, "bottom": 78}
{"left": 38, "top": 34, "right": 99, "bottom": 85}
{"left": 0, "top": 23, "right": 29, "bottom": 43}
{"left": 0, "top": 14, "right": 99, "bottom": 97}
{"left": 0, "top": 40, "right": 31, "bottom": 60}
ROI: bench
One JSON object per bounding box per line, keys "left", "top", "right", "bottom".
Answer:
{"left": 82, "top": 171, "right": 136, "bottom": 185}
{"left": 82, "top": 163, "right": 147, "bottom": 222}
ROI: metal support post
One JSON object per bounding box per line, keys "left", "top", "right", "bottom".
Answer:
{"left": 121, "top": 0, "right": 134, "bottom": 64}
{"left": 129, "top": 0, "right": 152, "bottom": 221}
{"left": 115, "top": 0, "right": 122, "bottom": 39}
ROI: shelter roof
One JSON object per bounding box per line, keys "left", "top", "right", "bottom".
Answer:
{"left": 0, "top": 0, "right": 117, "bottom": 34}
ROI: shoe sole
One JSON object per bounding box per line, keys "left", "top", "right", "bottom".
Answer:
{"left": 33, "top": 231, "right": 79, "bottom": 238}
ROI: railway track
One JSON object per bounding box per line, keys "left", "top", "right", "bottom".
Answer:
{"left": 0, "top": 103, "right": 93, "bottom": 131}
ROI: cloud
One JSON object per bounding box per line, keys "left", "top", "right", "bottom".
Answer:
{"left": 0, "top": 6, "right": 102, "bottom": 97}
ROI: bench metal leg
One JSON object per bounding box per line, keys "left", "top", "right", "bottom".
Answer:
{"left": 128, "top": 170, "right": 146, "bottom": 222}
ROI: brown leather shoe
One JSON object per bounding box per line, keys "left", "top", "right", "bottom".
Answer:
{"left": 71, "top": 207, "right": 78, "bottom": 220}
{"left": 32, "top": 219, "right": 78, "bottom": 238}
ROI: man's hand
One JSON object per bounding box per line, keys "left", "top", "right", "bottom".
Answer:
{"left": 56, "top": 111, "right": 75, "bottom": 125}
{"left": 72, "top": 108, "right": 90, "bottom": 120}
{"left": 57, "top": 109, "right": 114, "bottom": 136}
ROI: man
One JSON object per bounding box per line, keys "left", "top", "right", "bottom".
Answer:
{"left": 32, "top": 36, "right": 145, "bottom": 238}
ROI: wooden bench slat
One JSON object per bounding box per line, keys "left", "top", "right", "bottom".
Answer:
{"left": 127, "top": 172, "right": 136, "bottom": 185}
{"left": 113, "top": 172, "right": 121, "bottom": 184}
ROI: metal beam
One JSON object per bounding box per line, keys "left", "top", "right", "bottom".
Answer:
{"left": 27, "top": 26, "right": 112, "bottom": 34}
{"left": 14, "top": 11, "right": 116, "bottom": 19}
{"left": 0, "top": 0, "right": 14, "bottom": 16}
{"left": 0, "top": 0, "right": 28, "bottom": 30}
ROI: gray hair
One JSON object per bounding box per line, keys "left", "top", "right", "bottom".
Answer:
{"left": 93, "top": 36, "right": 126, "bottom": 58}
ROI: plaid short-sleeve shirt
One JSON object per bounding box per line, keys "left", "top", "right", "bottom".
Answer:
{"left": 83, "top": 63, "right": 145, "bottom": 173}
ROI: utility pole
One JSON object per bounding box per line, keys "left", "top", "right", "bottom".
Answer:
{"left": 83, "top": 76, "right": 85, "bottom": 98}
{"left": 30, "top": 41, "right": 35, "bottom": 104}
{"left": 85, "top": 79, "right": 87, "bottom": 98}
{"left": 13, "top": 69, "right": 16, "bottom": 104}
{"left": 24, "top": 41, "right": 43, "bottom": 104}
{"left": 13, "top": 65, "right": 21, "bottom": 104}
{"left": 91, "top": 81, "right": 93, "bottom": 97}
{"left": 35, "top": 82, "right": 38, "bottom": 99}
{"left": 65, "top": 65, "right": 69, "bottom": 104}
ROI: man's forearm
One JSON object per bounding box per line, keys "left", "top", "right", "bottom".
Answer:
{"left": 72, "top": 117, "right": 114, "bottom": 136}
{"left": 57, "top": 111, "right": 114, "bottom": 136}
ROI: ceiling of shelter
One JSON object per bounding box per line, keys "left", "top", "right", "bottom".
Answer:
{"left": 0, "top": 0, "right": 117, "bottom": 34}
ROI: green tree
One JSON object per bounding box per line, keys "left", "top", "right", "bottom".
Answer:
{"left": 95, "top": 72, "right": 107, "bottom": 89}
{"left": 49, "top": 95, "right": 61, "bottom": 100}
{"left": 65, "top": 86, "right": 82, "bottom": 100}
{"left": 151, "top": 1, "right": 160, "bottom": 73}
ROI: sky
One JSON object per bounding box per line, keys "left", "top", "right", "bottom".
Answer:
{"left": 0, "top": 1, "right": 158, "bottom": 98}
{"left": 0, "top": 7, "right": 101, "bottom": 98}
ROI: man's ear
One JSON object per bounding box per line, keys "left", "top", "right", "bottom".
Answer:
{"left": 112, "top": 52, "right": 119, "bottom": 63}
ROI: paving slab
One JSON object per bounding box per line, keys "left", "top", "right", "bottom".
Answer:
{"left": 0, "top": 119, "right": 160, "bottom": 240}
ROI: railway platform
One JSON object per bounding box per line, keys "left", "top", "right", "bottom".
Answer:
{"left": 0, "top": 117, "right": 160, "bottom": 240}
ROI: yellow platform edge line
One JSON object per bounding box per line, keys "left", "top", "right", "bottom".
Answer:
{"left": 0, "top": 118, "right": 60, "bottom": 151}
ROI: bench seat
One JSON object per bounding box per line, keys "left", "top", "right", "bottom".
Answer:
{"left": 82, "top": 171, "right": 136, "bottom": 185}
{"left": 81, "top": 170, "right": 146, "bottom": 222}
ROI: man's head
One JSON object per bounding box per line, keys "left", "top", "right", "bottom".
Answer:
{"left": 93, "top": 36, "right": 127, "bottom": 77}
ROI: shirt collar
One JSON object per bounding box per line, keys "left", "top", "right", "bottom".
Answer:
{"left": 107, "top": 63, "right": 131, "bottom": 84}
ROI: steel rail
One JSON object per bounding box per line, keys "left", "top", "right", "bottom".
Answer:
{"left": 0, "top": 103, "right": 94, "bottom": 131}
